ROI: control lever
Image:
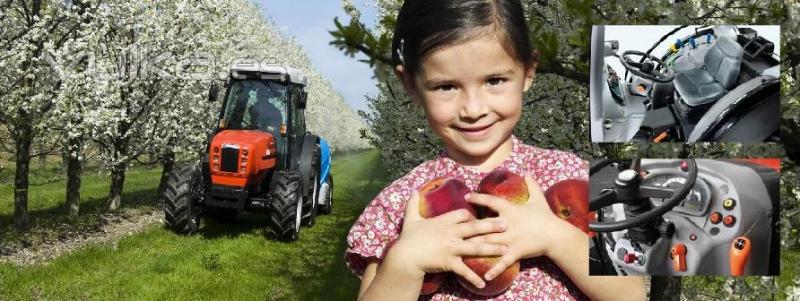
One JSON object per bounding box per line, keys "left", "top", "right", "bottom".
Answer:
{"left": 670, "top": 244, "right": 687, "bottom": 272}
{"left": 730, "top": 236, "right": 751, "bottom": 276}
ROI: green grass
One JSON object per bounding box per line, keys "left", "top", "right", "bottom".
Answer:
{"left": 0, "top": 150, "right": 387, "bottom": 301}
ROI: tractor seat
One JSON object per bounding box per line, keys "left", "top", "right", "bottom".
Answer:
{"left": 674, "top": 36, "right": 743, "bottom": 107}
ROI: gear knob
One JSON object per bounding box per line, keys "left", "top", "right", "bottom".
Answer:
{"left": 670, "top": 243, "right": 687, "bottom": 272}
{"left": 730, "top": 236, "right": 751, "bottom": 276}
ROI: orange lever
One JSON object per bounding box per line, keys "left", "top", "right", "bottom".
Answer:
{"left": 730, "top": 236, "right": 751, "bottom": 276}
{"left": 670, "top": 244, "right": 687, "bottom": 272}
{"left": 653, "top": 131, "right": 669, "bottom": 143}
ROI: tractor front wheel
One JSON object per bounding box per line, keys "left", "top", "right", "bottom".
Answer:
{"left": 267, "top": 171, "right": 303, "bottom": 241}
{"left": 163, "top": 165, "right": 202, "bottom": 234}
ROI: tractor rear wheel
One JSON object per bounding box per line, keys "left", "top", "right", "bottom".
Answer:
{"left": 302, "top": 148, "right": 320, "bottom": 226}
{"left": 163, "top": 165, "right": 201, "bottom": 234}
{"left": 318, "top": 175, "right": 333, "bottom": 215}
{"left": 267, "top": 171, "right": 303, "bottom": 241}
{"left": 302, "top": 170, "right": 319, "bottom": 227}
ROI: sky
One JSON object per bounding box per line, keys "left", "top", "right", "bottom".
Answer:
{"left": 259, "top": 0, "right": 379, "bottom": 114}
{"left": 602, "top": 25, "right": 780, "bottom": 76}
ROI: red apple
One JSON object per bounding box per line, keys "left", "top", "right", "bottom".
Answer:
{"left": 478, "top": 169, "right": 529, "bottom": 205}
{"left": 455, "top": 169, "right": 526, "bottom": 296}
{"left": 420, "top": 273, "right": 448, "bottom": 295}
{"left": 544, "top": 179, "right": 595, "bottom": 237}
{"left": 419, "top": 177, "right": 476, "bottom": 218}
{"left": 417, "top": 177, "right": 475, "bottom": 295}
{"left": 458, "top": 256, "right": 520, "bottom": 296}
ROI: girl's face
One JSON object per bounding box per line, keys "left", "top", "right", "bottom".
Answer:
{"left": 396, "top": 34, "right": 536, "bottom": 165}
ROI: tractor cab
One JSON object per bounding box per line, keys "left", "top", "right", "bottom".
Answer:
{"left": 590, "top": 25, "right": 780, "bottom": 142}
{"left": 162, "top": 62, "right": 334, "bottom": 242}
{"left": 212, "top": 63, "right": 309, "bottom": 172}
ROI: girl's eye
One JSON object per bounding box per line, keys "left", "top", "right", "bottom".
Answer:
{"left": 437, "top": 84, "right": 456, "bottom": 92}
{"left": 487, "top": 78, "right": 506, "bottom": 86}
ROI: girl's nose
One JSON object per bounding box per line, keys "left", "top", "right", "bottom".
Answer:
{"left": 459, "top": 90, "right": 489, "bottom": 120}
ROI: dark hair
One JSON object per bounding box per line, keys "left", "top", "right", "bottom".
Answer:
{"left": 391, "top": 0, "right": 534, "bottom": 76}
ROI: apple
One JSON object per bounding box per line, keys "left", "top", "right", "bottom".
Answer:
{"left": 419, "top": 177, "right": 476, "bottom": 218}
{"left": 417, "top": 177, "right": 475, "bottom": 295}
{"left": 458, "top": 256, "right": 520, "bottom": 296}
{"left": 544, "top": 179, "right": 595, "bottom": 237}
{"left": 420, "top": 273, "right": 448, "bottom": 295}
{"left": 455, "top": 169, "right": 526, "bottom": 296}
{"left": 478, "top": 169, "right": 529, "bottom": 205}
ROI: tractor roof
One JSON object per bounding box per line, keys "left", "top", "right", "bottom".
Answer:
{"left": 230, "top": 62, "right": 308, "bottom": 86}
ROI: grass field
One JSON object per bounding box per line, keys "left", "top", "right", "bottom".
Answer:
{"left": 0, "top": 150, "right": 388, "bottom": 300}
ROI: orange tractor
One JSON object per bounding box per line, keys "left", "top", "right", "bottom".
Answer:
{"left": 162, "top": 63, "right": 333, "bottom": 241}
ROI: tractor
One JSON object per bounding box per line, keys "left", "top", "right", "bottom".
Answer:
{"left": 162, "top": 63, "right": 334, "bottom": 241}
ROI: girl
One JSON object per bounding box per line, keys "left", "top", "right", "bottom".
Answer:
{"left": 345, "top": 1, "right": 647, "bottom": 300}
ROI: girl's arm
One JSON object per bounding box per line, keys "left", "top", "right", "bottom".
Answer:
{"left": 357, "top": 249, "right": 425, "bottom": 301}
{"left": 357, "top": 192, "right": 509, "bottom": 301}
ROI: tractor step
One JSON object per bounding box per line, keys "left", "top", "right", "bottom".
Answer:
{"left": 248, "top": 197, "right": 271, "bottom": 209}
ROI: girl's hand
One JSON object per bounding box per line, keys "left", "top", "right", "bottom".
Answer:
{"left": 386, "top": 191, "right": 509, "bottom": 289}
{"left": 465, "top": 175, "right": 584, "bottom": 281}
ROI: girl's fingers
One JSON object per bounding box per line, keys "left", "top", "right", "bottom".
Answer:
{"left": 451, "top": 259, "right": 486, "bottom": 290}
{"left": 455, "top": 240, "right": 508, "bottom": 257}
{"left": 524, "top": 175, "right": 546, "bottom": 204}
{"left": 403, "top": 191, "right": 423, "bottom": 224}
{"left": 465, "top": 232, "right": 506, "bottom": 245}
{"left": 465, "top": 193, "right": 511, "bottom": 213}
{"left": 457, "top": 218, "right": 506, "bottom": 238}
{"left": 485, "top": 253, "right": 519, "bottom": 281}
{"left": 438, "top": 208, "right": 476, "bottom": 224}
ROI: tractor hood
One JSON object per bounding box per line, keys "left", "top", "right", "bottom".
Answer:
{"left": 209, "top": 130, "right": 277, "bottom": 187}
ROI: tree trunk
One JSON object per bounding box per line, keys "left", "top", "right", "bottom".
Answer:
{"left": 107, "top": 162, "right": 127, "bottom": 211}
{"left": 37, "top": 143, "right": 47, "bottom": 169}
{"left": 65, "top": 136, "right": 82, "bottom": 216}
{"left": 158, "top": 150, "right": 175, "bottom": 197}
{"left": 13, "top": 122, "right": 33, "bottom": 231}
{"left": 650, "top": 276, "right": 681, "bottom": 301}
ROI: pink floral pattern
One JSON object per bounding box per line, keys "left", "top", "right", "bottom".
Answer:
{"left": 345, "top": 137, "right": 590, "bottom": 300}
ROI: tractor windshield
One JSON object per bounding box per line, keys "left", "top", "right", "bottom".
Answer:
{"left": 220, "top": 79, "right": 288, "bottom": 137}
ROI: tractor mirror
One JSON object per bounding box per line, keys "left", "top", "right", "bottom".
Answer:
{"left": 208, "top": 83, "right": 220, "bottom": 102}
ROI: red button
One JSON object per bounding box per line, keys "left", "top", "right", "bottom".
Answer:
{"left": 690, "top": 234, "right": 697, "bottom": 241}
{"left": 624, "top": 253, "right": 637, "bottom": 264}
{"left": 710, "top": 212, "right": 722, "bottom": 224}
{"left": 680, "top": 160, "right": 689, "bottom": 171}
{"left": 723, "top": 215, "right": 736, "bottom": 227}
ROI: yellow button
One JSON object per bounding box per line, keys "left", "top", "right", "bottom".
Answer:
{"left": 723, "top": 198, "right": 736, "bottom": 210}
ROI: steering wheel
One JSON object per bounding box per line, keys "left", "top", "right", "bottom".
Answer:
{"left": 588, "top": 158, "right": 698, "bottom": 232}
{"left": 619, "top": 50, "right": 676, "bottom": 83}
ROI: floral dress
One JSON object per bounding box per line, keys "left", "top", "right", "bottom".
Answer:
{"left": 345, "top": 137, "right": 590, "bottom": 300}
